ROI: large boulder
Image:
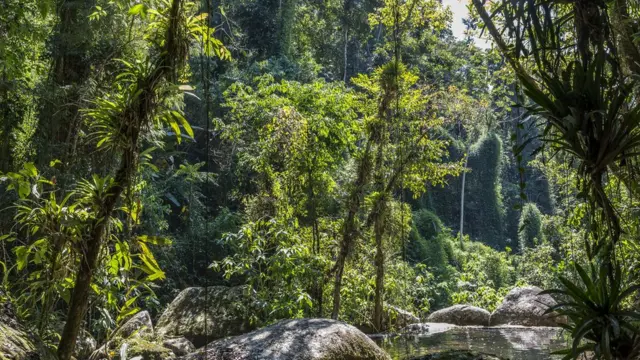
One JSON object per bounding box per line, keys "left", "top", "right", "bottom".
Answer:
{"left": 383, "top": 305, "right": 420, "bottom": 330}
{"left": 156, "top": 286, "right": 257, "bottom": 347}
{"left": 490, "top": 286, "right": 562, "bottom": 327}
{"left": 180, "top": 318, "right": 391, "bottom": 360}
{"left": 74, "top": 330, "right": 98, "bottom": 360}
{"left": 427, "top": 305, "right": 490, "bottom": 326}
{"left": 115, "top": 311, "right": 154, "bottom": 339}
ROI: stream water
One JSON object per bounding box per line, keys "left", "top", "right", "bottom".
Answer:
{"left": 371, "top": 324, "right": 570, "bottom": 359}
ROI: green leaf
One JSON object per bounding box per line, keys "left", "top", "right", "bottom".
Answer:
{"left": 137, "top": 235, "right": 173, "bottom": 246}
{"left": 128, "top": 4, "right": 146, "bottom": 15}
{"left": 165, "top": 192, "right": 180, "bottom": 207}
{"left": 14, "top": 246, "right": 29, "bottom": 271}
{"left": 168, "top": 116, "right": 181, "bottom": 144}
{"left": 23, "top": 163, "right": 38, "bottom": 177}
{"left": 172, "top": 111, "right": 194, "bottom": 138}
{"left": 18, "top": 181, "right": 30, "bottom": 199}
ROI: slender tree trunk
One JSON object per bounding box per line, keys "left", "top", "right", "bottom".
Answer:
{"left": 459, "top": 155, "right": 468, "bottom": 249}
{"left": 306, "top": 164, "right": 323, "bottom": 317}
{"left": 331, "top": 258, "right": 345, "bottom": 319}
{"left": 343, "top": 27, "right": 349, "bottom": 82}
{"left": 342, "top": 0, "right": 352, "bottom": 82}
{"left": 331, "top": 139, "right": 373, "bottom": 319}
{"left": 1, "top": 70, "right": 11, "bottom": 173}
{"left": 275, "top": 0, "right": 295, "bottom": 57}
{"left": 371, "top": 124, "right": 387, "bottom": 328}
{"left": 372, "top": 202, "right": 386, "bottom": 331}
{"left": 58, "top": 150, "right": 135, "bottom": 360}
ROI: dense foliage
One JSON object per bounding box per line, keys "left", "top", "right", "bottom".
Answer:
{"left": 1, "top": 0, "right": 640, "bottom": 359}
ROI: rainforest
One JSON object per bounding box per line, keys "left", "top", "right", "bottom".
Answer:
{"left": 1, "top": 0, "right": 640, "bottom": 359}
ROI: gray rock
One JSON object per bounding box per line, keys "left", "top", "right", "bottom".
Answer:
{"left": 162, "top": 338, "right": 194, "bottom": 357}
{"left": 383, "top": 305, "right": 420, "bottom": 330}
{"left": 156, "top": 286, "right": 257, "bottom": 347}
{"left": 428, "top": 305, "right": 490, "bottom": 326}
{"left": 490, "top": 286, "right": 563, "bottom": 327}
{"left": 0, "top": 322, "right": 41, "bottom": 360}
{"left": 400, "top": 322, "right": 457, "bottom": 335}
{"left": 74, "top": 330, "right": 98, "bottom": 360}
{"left": 401, "top": 323, "right": 432, "bottom": 334}
{"left": 410, "top": 350, "right": 504, "bottom": 360}
{"left": 180, "top": 318, "right": 390, "bottom": 360}
{"left": 115, "top": 311, "right": 154, "bottom": 339}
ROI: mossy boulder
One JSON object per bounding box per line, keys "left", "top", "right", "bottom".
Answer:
{"left": 427, "top": 305, "right": 490, "bottom": 326}
{"left": 125, "top": 338, "right": 173, "bottom": 360}
{"left": 410, "top": 351, "right": 504, "bottom": 360}
{"left": 89, "top": 311, "right": 171, "bottom": 360}
{"left": 180, "top": 318, "right": 391, "bottom": 360}
{"left": 156, "top": 286, "right": 257, "bottom": 347}
{"left": 0, "top": 323, "right": 40, "bottom": 360}
{"left": 0, "top": 296, "right": 53, "bottom": 360}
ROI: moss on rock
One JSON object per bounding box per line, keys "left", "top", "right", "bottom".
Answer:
{"left": 125, "top": 338, "right": 174, "bottom": 360}
{"left": 0, "top": 323, "right": 36, "bottom": 360}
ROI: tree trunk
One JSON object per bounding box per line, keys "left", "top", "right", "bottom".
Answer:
{"left": 58, "top": 150, "right": 135, "bottom": 360}
{"left": 613, "top": 0, "right": 640, "bottom": 74}
{"left": 459, "top": 154, "right": 468, "bottom": 249}
{"left": 0, "top": 70, "right": 11, "bottom": 173}
{"left": 342, "top": 0, "right": 352, "bottom": 82}
{"left": 331, "top": 255, "right": 345, "bottom": 319}
{"left": 331, "top": 139, "right": 373, "bottom": 319}
{"left": 275, "top": 0, "right": 295, "bottom": 57}
{"left": 57, "top": 1, "right": 186, "bottom": 358}
{"left": 343, "top": 27, "right": 349, "bottom": 82}
{"left": 307, "top": 164, "right": 323, "bottom": 317}
{"left": 372, "top": 202, "right": 386, "bottom": 331}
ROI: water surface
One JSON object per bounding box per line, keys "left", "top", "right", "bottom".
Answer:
{"left": 372, "top": 324, "right": 570, "bottom": 359}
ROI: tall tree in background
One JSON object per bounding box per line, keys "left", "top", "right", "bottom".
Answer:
{"left": 331, "top": 61, "right": 461, "bottom": 323}
{"left": 40, "top": 0, "right": 95, "bottom": 170}
{"left": 0, "top": 1, "right": 52, "bottom": 172}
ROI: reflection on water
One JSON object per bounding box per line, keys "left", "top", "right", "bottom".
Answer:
{"left": 372, "top": 325, "right": 570, "bottom": 359}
